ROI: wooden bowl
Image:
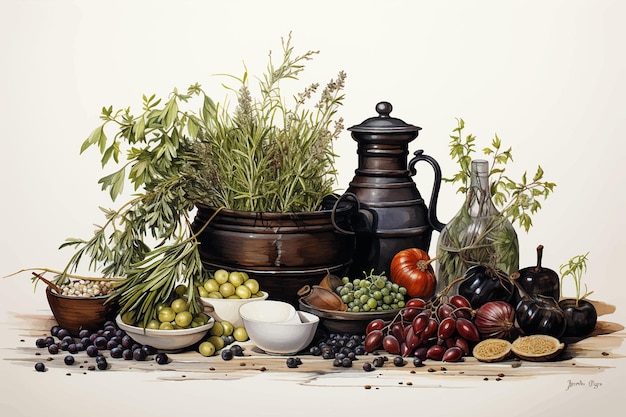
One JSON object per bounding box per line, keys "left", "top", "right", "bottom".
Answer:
{"left": 298, "top": 298, "right": 400, "bottom": 334}
{"left": 45, "top": 287, "right": 118, "bottom": 336}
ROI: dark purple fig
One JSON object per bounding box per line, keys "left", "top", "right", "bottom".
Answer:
{"left": 458, "top": 265, "right": 514, "bottom": 309}
{"left": 558, "top": 298, "right": 597, "bottom": 338}
{"left": 516, "top": 245, "right": 560, "bottom": 304}
{"left": 511, "top": 273, "right": 566, "bottom": 338}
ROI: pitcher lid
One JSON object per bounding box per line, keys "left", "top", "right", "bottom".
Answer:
{"left": 348, "top": 101, "right": 421, "bottom": 133}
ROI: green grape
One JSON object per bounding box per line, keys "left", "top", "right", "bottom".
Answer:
{"left": 337, "top": 270, "right": 407, "bottom": 312}
{"left": 397, "top": 300, "right": 405, "bottom": 308}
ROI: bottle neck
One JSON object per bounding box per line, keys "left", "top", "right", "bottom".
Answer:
{"left": 467, "top": 160, "right": 498, "bottom": 217}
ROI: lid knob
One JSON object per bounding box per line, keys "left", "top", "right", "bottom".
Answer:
{"left": 376, "top": 101, "right": 393, "bottom": 118}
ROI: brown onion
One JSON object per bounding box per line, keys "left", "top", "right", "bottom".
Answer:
{"left": 474, "top": 301, "right": 516, "bottom": 339}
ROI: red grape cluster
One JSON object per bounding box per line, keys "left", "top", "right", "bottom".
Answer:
{"left": 363, "top": 295, "right": 480, "bottom": 362}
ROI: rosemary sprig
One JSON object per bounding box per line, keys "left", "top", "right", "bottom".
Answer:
{"left": 110, "top": 207, "right": 223, "bottom": 325}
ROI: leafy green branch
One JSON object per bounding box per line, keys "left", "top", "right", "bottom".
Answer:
{"left": 81, "top": 88, "right": 205, "bottom": 203}
{"left": 443, "top": 118, "right": 556, "bottom": 232}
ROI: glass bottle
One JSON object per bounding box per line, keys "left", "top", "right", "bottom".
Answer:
{"left": 436, "top": 159, "right": 519, "bottom": 294}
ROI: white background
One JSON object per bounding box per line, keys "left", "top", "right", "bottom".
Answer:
{"left": 1, "top": 1, "right": 624, "bottom": 416}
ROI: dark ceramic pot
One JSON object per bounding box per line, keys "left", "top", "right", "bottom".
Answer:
{"left": 344, "top": 101, "right": 445, "bottom": 277}
{"left": 192, "top": 196, "right": 356, "bottom": 306}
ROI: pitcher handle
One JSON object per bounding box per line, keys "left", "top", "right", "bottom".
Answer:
{"left": 331, "top": 192, "right": 372, "bottom": 235}
{"left": 408, "top": 150, "right": 445, "bottom": 231}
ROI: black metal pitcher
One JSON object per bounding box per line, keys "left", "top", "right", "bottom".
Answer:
{"left": 335, "top": 101, "right": 445, "bottom": 277}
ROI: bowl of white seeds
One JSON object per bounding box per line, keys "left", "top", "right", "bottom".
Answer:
{"left": 45, "top": 278, "right": 122, "bottom": 336}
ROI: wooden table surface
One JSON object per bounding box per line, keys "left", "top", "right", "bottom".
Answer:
{"left": 4, "top": 300, "right": 624, "bottom": 387}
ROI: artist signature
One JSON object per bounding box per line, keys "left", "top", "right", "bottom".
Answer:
{"left": 566, "top": 379, "right": 603, "bottom": 390}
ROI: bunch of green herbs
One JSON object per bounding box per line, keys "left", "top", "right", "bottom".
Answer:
{"left": 20, "top": 35, "right": 346, "bottom": 326}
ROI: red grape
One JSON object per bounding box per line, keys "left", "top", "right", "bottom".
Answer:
{"left": 366, "top": 318, "right": 386, "bottom": 334}
{"left": 438, "top": 317, "right": 457, "bottom": 339}
{"left": 426, "top": 344, "right": 446, "bottom": 360}
{"left": 364, "top": 329, "right": 383, "bottom": 353}
{"left": 442, "top": 346, "right": 464, "bottom": 362}
{"left": 456, "top": 317, "right": 480, "bottom": 342}
{"left": 383, "top": 335, "right": 400, "bottom": 355}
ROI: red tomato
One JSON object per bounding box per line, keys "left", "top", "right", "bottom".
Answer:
{"left": 390, "top": 248, "right": 437, "bottom": 299}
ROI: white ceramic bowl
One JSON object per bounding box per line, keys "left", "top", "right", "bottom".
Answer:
{"left": 238, "top": 299, "right": 299, "bottom": 323}
{"left": 199, "top": 291, "right": 270, "bottom": 328}
{"left": 115, "top": 315, "right": 214, "bottom": 351}
{"left": 239, "top": 302, "right": 319, "bottom": 355}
